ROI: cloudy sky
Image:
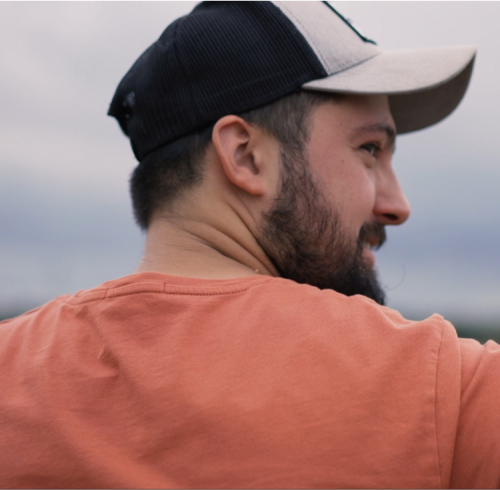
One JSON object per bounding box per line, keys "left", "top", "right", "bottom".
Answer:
{"left": 1, "top": 2, "right": 499, "bottom": 328}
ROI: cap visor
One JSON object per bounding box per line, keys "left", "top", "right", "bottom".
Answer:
{"left": 302, "top": 45, "right": 476, "bottom": 134}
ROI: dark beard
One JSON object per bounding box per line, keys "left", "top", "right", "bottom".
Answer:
{"left": 259, "top": 149, "right": 386, "bottom": 305}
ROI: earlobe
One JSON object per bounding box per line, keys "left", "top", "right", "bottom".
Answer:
{"left": 212, "top": 116, "right": 267, "bottom": 196}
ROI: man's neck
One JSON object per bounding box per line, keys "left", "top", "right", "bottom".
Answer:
{"left": 135, "top": 216, "right": 279, "bottom": 280}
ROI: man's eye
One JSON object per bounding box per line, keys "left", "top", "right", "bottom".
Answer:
{"left": 361, "top": 143, "right": 379, "bottom": 156}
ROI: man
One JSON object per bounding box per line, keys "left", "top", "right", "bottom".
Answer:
{"left": 0, "top": 2, "right": 498, "bottom": 488}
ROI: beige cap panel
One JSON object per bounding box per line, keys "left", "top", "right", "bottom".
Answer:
{"left": 273, "top": 1, "right": 380, "bottom": 76}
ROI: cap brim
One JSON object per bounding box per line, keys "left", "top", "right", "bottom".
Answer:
{"left": 302, "top": 45, "right": 476, "bottom": 134}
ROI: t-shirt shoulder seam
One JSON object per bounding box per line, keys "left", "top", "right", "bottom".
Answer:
{"left": 434, "top": 320, "right": 446, "bottom": 489}
{"left": 63, "top": 277, "right": 273, "bottom": 305}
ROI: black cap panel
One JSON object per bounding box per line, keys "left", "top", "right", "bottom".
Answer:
{"left": 108, "top": 2, "right": 327, "bottom": 161}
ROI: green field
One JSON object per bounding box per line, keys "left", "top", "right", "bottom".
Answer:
{"left": 453, "top": 324, "right": 500, "bottom": 344}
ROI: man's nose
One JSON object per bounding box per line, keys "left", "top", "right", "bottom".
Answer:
{"left": 373, "top": 168, "right": 411, "bottom": 225}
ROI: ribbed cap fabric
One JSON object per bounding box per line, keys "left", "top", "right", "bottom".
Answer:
{"left": 108, "top": 2, "right": 326, "bottom": 160}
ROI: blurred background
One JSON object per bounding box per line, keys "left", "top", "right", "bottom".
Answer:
{"left": 1, "top": 2, "right": 499, "bottom": 342}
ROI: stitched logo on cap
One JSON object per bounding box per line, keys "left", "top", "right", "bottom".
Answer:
{"left": 323, "top": 2, "right": 377, "bottom": 45}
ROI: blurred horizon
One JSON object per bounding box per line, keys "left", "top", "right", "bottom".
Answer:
{"left": 1, "top": 2, "right": 500, "bottom": 339}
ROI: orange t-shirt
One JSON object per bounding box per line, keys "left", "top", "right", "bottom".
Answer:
{"left": 0, "top": 272, "right": 499, "bottom": 488}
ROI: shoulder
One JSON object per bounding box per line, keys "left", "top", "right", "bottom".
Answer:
{"left": 0, "top": 294, "right": 70, "bottom": 339}
{"left": 450, "top": 336, "right": 500, "bottom": 487}
{"left": 254, "top": 276, "right": 450, "bottom": 342}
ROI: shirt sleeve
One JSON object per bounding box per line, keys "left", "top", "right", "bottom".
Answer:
{"left": 449, "top": 335, "right": 500, "bottom": 488}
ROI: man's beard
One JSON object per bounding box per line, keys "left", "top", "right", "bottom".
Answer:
{"left": 258, "top": 148, "right": 387, "bottom": 305}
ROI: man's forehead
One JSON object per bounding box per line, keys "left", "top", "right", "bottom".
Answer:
{"left": 314, "top": 93, "right": 396, "bottom": 137}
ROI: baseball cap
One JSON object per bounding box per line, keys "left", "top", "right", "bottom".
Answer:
{"left": 108, "top": 1, "right": 476, "bottom": 161}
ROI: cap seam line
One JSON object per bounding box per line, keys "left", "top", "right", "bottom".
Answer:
{"left": 303, "top": 51, "right": 380, "bottom": 88}
{"left": 275, "top": 2, "right": 330, "bottom": 72}
{"left": 330, "top": 51, "right": 380, "bottom": 77}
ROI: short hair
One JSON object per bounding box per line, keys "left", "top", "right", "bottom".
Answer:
{"left": 129, "top": 90, "right": 339, "bottom": 230}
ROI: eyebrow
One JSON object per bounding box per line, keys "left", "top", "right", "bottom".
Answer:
{"left": 353, "top": 122, "right": 397, "bottom": 149}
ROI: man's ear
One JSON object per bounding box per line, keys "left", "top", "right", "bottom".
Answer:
{"left": 211, "top": 115, "right": 273, "bottom": 197}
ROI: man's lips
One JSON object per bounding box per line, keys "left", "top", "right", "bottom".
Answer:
{"left": 364, "top": 236, "right": 380, "bottom": 248}
{"left": 362, "top": 242, "right": 376, "bottom": 268}
{"left": 358, "top": 223, "right": 386, "bottom": 269}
